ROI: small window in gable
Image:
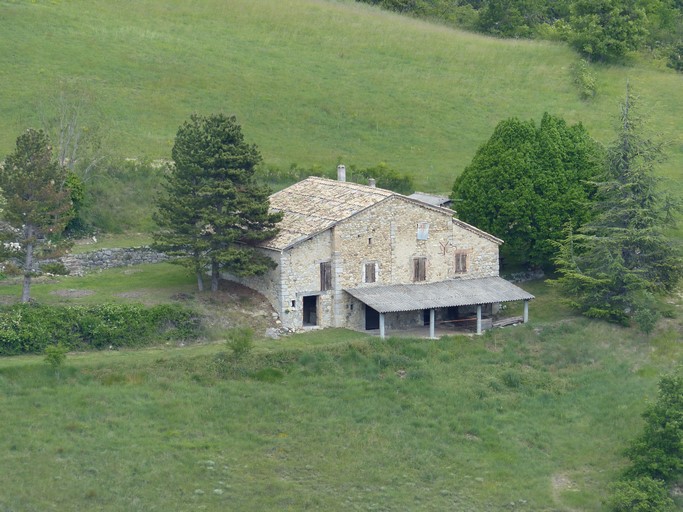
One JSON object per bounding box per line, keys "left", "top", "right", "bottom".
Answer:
{"left": 320, "top": 261, "right": 332, "bottom": 291}
{"left": 454, "top": 251, "right": 468, "bottom": 274}
{"left": 364, "top": 262, "right": 376, "bottom": 284}
{"left": 417, "top": 222, "right": 430, "bottom": 240}
{"left": 413, "top": 257, "right": 427, "bottom": 282}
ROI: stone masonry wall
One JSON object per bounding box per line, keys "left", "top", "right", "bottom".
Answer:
{"left": 53, "top": 247, "right": 170, "bottom": 275}
{"left": 225, "top": 196, "right": 502, "bottom": 333}
{"left": 222, "top": 248, "right": 282, "bottom": 319}
{"left": 333, "top": 196, "right": 500, "bottom": 330}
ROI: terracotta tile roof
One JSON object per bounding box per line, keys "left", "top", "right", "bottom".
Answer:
{"left": 262, "top": 177, "right": 394, "bottom": 250}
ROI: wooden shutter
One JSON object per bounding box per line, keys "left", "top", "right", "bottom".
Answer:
{"left": 320, "top": 261, "right": 332, "bottom": 291}
{"left": 413, "top": 257, "right": 426, "bottom": 282}
{"left": 455, "top": 252, "right": 467, "bottom": 273}
{"left": 365, "top": 262, "right": 376, "bottom": 283}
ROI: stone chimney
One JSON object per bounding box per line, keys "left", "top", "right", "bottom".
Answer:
{"left": 337, "top": 164, "right": 346, "bottom": 182}
{"left": 368, "top": 178, "right": 376, "bottom": 188}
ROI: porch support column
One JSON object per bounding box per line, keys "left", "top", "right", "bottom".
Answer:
{"left": 523, "top": 300, "right": 529, "bottom": 323}
{"left": 379, "top": 312, "right": 386, "bottom": 340}
{"left": 476, "top": 304, "right": 482, "bottom": 335}
{"left": 429, "top": 308, "right": 435, "bottom": 339}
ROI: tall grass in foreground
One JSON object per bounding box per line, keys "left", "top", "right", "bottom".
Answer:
{"left": 0, "top": 318, "right": 680, "bottom": 511}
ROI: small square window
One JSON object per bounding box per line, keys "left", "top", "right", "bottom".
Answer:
{"left": 417, "top": 222, "right": 430, "bottom": 240}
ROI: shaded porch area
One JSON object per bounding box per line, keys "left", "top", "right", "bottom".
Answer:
{"left": 346, "top": 276, "right": 534, "bottom": 339}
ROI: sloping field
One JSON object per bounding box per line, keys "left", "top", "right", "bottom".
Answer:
{"left": 2, "top": 0, "right": 682, "bottom": 193}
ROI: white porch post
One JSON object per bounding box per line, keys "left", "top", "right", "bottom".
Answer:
{"left": 523, "top": 300, "right": 529, "bottom": 323}
{"left": 429, "top": 308, "right": 435, "bottom": 339}
{"left": 476, "top": 304, "right": 482, "bottom": 335}
{"left": 379, "top": 312, "right": 385, "bottom": 339}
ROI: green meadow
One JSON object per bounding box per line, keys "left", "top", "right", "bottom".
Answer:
{"left": 2, "top": 1, "right": 683, "bottom": 509}
{"left": 0, "top": 266, "right": 682, "bottom": 510}
{"left": 2, "top": 0, "right": 682, "bottom": 195}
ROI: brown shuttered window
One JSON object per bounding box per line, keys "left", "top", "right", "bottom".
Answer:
{"left": 320, "top": 261, "right": 332, "bottom": 291}
{"left": 413, "top": 257, "right": 426, "bottom": 282}
{"left": 455, "top": 252, "right": 468, "bottom": 273}
{"left": 365, "top": 262, "right": 376, "bottom": 283}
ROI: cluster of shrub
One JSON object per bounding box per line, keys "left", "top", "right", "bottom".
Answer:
{"left": 609, "top": 369, "right": 683, "bottom": 511}
{"left": 0, "top": 302, "right": 201, "bottom": 355}
{"left": 358, "top": 0, "right": 683, "bottom": 66}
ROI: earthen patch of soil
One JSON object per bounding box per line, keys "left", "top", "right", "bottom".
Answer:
{"left": 50, "top": 289, "right": 95, "bottom": 298}
{"left": 114, "top": 291, "right": 144, "bottom": 299}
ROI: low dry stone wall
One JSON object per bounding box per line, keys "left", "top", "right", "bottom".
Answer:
{"left": 57, "top": 247, "right": 170, "bottom": 275}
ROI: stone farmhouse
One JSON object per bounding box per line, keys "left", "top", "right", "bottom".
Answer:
{"left": 225, "top": 166, "right": 533, "bottom": 338}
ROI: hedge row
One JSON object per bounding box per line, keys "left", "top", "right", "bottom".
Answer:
{"left": 0, "top": 303, "right": 202, "bottom": 355}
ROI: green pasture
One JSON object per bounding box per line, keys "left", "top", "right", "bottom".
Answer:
{"left": 0, "top": 263, "right": 194, "bottom": 305}
{"left": 69, "top": 233, "right": 154, "bottom": 255}
{"left": 0, "top": 262, "right": 682, "bottom": 510}
{"left": 1, "top": 0, "right": 682, "bottom": 195}
{"left": 1, "top": 311, "right": 680, "bottom": 510}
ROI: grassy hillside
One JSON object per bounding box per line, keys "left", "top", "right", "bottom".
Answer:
{"left": 2, "top": 0, "right": 682, "bottom": 195}
{"left": 0, "top": 266, "right": 682, "bottom": 510}
{"left": 0, "top": 265, "right": 682, "bottom": 510}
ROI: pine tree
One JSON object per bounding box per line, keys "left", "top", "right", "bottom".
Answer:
{"left": 552, "top": 87, "right": 682, "bottom": 325}
{"left": 0, "top": 129, "right": 73, "bottom": 302}
{"left": 154, "top": 114, "right": 281, "bottom": 292}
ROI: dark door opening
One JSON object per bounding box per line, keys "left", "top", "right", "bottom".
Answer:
{"left": 423, "top": 309, "right": 430, "bottom": 326}
{"left": 303, "top": 295, "right": 318, "bottom": 326}
{"left": 365, "top": 305, "right": 380, "bottom": 330}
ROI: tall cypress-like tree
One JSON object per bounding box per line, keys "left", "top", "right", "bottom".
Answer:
{"left": 0, "top": 129, "right": 73, "bottom": 302}
{"left": 451, "top": 113, "right": 602, "bottom": 268}
{"left": 552, "top": 87, "right": 682, "bottom": 325}
{"left": 154, "top": 114, "right": 281, "bottom": 292}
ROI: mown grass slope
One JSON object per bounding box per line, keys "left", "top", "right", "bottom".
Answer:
{"left": 2, "top": 0, "right": 682, "bottom": 194}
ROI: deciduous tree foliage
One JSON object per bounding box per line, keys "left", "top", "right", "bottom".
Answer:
{"left": 552, "top": 89, "right": 682, "bottom": 324}
{"left": 568, "top": 0, "right": 648, "bottom": 61}
{"left": 355, "top": 0, "right": 683, "bottom": 62}
{"left": 0, "top": 129, "right": 73, "bottom": 302}
{"left": 154, "top": 114, "right": 281, "bottom": 292}
{"left": 451, "top": 113, "right": 602, "bottom": 268}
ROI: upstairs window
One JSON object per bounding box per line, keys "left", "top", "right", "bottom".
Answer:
{"left": 455, "top": 251, "right": 468, "bottom": 273}
{"left": 417, "top": 222, "right": 430, "bottom": 240}
{"left": 413, "top": 257, "right": 427, "bottom": 282}
{"left": 364, "top": 262, "right": 376, "bottom": 284}
{"left": 320, "top": 261, "right": 332, "bottom": 291}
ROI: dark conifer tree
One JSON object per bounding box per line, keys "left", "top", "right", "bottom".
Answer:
{"left": 0, "top": 129, "right": 73, "bottom": 302}
{"left": 552, "top": 87, "right": 683, "bottom": 325}
{"left": 154, "top": 114, "right": 281, "bottom": 292}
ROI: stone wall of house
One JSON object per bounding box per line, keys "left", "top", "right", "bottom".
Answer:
{"left": 225, "top": 233, "right": 337, "bottom": 331}
{"left": 281, "top": 231, "right": 335, "bottom": 330}
{"left": 226, "top": 196, "right": 501, "bottom": 333}
{"left": 222, "top": 248, "right": 282, "bottom": 320}
{"left": 333, "top": 196, "right": 500, "bottom": 330}
{"left": 334, "top": 196, "right": 499, "bottom": 289}
{"left": 53, "top": 247, "right": 170, "bottom": 275}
